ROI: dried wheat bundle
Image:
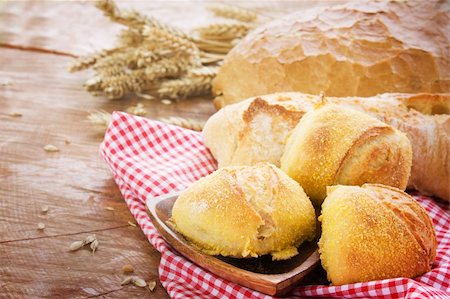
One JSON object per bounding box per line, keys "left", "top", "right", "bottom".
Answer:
{"left": 159, "top": 116, "right": 205, "bottom": 131}
{"left": 71, "top": 0, "right": 260, "bottom": 100}
{"left": 207, "top": 3, "right": 258, "bottom": 23}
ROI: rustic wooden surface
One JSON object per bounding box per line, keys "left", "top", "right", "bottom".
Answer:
{"left": 0, "top": 1, "right": 341, "bottom": 298}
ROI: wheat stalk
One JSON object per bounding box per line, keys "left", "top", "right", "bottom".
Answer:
{"left": 196, "top": 22, "right": 255, "bottom": 41}
{"left": 159, "top": 116, "right": 205, "bottom": 131}
{"left": 207, "top": 4, "right": 258, "bottom": 23}
{"left": 157, "top": 75, "right": 212, "bottom": 99}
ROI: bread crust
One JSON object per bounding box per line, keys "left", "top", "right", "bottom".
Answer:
{"left": 171, "top": 164, "right": 316, "bottom": 260}
{"left": 202, "top": 92, "right": 450, "bottom": 201}
{"left": 213, "top": 1, "right": 450, "bottom": 108}
{"left": 318, "top": 184, "right": 437, "bottom": 285}
{"left": 280, "top": 104, "right": 412, "bottom": 205}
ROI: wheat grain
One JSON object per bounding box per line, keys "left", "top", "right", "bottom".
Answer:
{"left": 9, "top": 112, "right": 22, "bottom": 117}
{"left": 148, "top": 281, "right": 156, "bottom": 291}
{"left": 189, "top": 66, "right": 219, "bottom": 78}
{"left": 69, "top": 240, "right": 84, "bottom": 251}
{"left": 87, "top": 110, "right": 112, "bottom": 131}
{"left": 44, "top": 144, "right": 60, "bottom": 152}
{"left": 159, "top": 116, "right": 205, "bottom": 131}
{"left": 69, "top": 48, "right": 121, "bottom": 72}
{"left": 118, "top": 28, "right": 144, "bottom": 47}
{"left": 132, "top": 277, "right": 147, "bottom": 287}
{"left": 126, "top": 103, "right": 147, "bottom": 116}
{"left": 41, "top": 205, "right": 49, "bottom": 214}
{"left": 121, "top": 276, "right": 133, "bottom": 286}
{"left": 207, "top": 4, "right": 258, "bottom": 23}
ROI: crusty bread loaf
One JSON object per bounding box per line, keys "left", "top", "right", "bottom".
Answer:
{"left": 171, "top": 163, "right": 316, "bottom": 260}
{"left": 213, "top": 1, "right": 450, "bottom": 108}
{"left": 281, "top": 104, "right": 412, "bottom": 205}
{"left": 318, "top": 184, "right": 437, "bottom": 285}
{"left": 202, "top": 92, "right": 450, "bottom": 201}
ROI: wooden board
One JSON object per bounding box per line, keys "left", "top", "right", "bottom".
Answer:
{"left": 0, "top": 1, "right": 345, "bottom": 297}
{"left": 147, "top": 193, "right": 320, "bottom": 296}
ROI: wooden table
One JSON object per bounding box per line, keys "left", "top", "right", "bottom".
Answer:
{"left": 0, "top": 1, "right": 339, "bottom": 298}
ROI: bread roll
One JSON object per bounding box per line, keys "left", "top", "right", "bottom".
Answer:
{"left": 280, "top": 104, "right": 412, "bottom": 205}
{"left": 202, "top": 92, "right": 450, "bottom": 201}
{"left": 213, "top": 1, "right": 450, "bottom": 108}
{"left": 171, "top": 163, "right": 316, "bottom": 260}
{"left": 318, "top": 184, "right": 437, "bottom": 285}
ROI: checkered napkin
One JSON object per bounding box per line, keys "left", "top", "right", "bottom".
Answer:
{"left": 100, "top": 112, "right": 450, "bottom": 299}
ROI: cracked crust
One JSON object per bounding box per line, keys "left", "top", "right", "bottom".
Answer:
{"left": 202, "top": 92, "right": 450, "bottom": 201}
{"left": 213, "top": 1, "right": 450, "bottom": 108}
{"left": 171, "top": 164, "right": 316, "bottom": 260}
{"left": 280, "top": 104, "right": 412, "bottom": 205}
{"left": 318, "top": 184, "right": 437, "bottom": 285}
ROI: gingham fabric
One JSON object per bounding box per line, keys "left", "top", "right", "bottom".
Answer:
{"left": 100, "top": 112, "right": 450, "bottom": 299}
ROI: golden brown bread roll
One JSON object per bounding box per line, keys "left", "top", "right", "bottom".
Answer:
{"left": 280, "top": 104, "right": 412, "bottom": 205}
{"left": 171, "top": 163, "right": 316, "bottom": 260}
{"left": 213, "top": 1, "right": 450, "bottom": 108}
{"left": 318, "top": 184, "right": 437, "bottom": 285}
{"left": 202, "top": 92, "right": 450, "bottom": 201}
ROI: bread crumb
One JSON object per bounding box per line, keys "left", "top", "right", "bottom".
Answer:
{"left": 122, "top": 264, "right": 134, "bottom": 273}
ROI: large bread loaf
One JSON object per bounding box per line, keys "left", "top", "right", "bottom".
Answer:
{"left": 212, "top": 1, "right": 450, "bottom": 108}
{"left": 202, "top": 92, "right": 450, "bottom": 201}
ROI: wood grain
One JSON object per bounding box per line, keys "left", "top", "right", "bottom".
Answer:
{"left": 0, "top": 1, "right": 344, "bottom": 297}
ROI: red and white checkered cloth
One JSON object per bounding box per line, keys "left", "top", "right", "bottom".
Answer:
{"left": 100, "top": 112, "right": 450, "bottom": 299}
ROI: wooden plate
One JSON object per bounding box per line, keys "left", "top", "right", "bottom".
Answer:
{"left": 146, "top": 193, "right": 320, "bottom": 296}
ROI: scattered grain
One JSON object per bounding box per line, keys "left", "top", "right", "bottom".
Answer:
{"left": 84, "top": 234, "right": 97, "bottom": 245}
{"left": 70, "top": 240, "right": 84, "bottom": 251}
{"left": 121, "top": 276, "right": 133, "bottom": 286}
{"left": 41, "top": 205, "right": 49, "bottom": 214}
{"left": 132, "top": 277, "right": 147, "bottom": 288}
{"left": 9, "top": 112, "right": 22, "bottom": 117}
{"left": 90, "top": 239, "right": 99, "bottom": 254}
{"left": 135, "top": 92, "right": 155, "bottom": 100}
{"left": 44, "top": 144, "right": 60, "bottom": 152}
{"left": 161, "top": 99, "right": 172, "bottom": 105}
{"left": 37, "top": 222, "right": 46, "bottom": 230}
{"left": 127, "top": 221, "right": 137, "bottom": 227}
{"left": 105, "top": 206, "right": 115, "bottom": 211}
{"left": 148, "top": 280, "right": 157, "bottom": 291}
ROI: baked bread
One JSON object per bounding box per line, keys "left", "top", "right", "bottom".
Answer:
{"left": 202, "top": 92, "right": 450, "bottom": 201}
{"left": 318, "top": 184, "right": 437, "bottom": 285}
{"left": 171, "top": 163, "right": 316, "bottom": 260}
{"left": 213, "top": 1, "right": 450, "bottom": 108}
{"left": 280, "top": 104, "right": 412, "bottom": 205}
